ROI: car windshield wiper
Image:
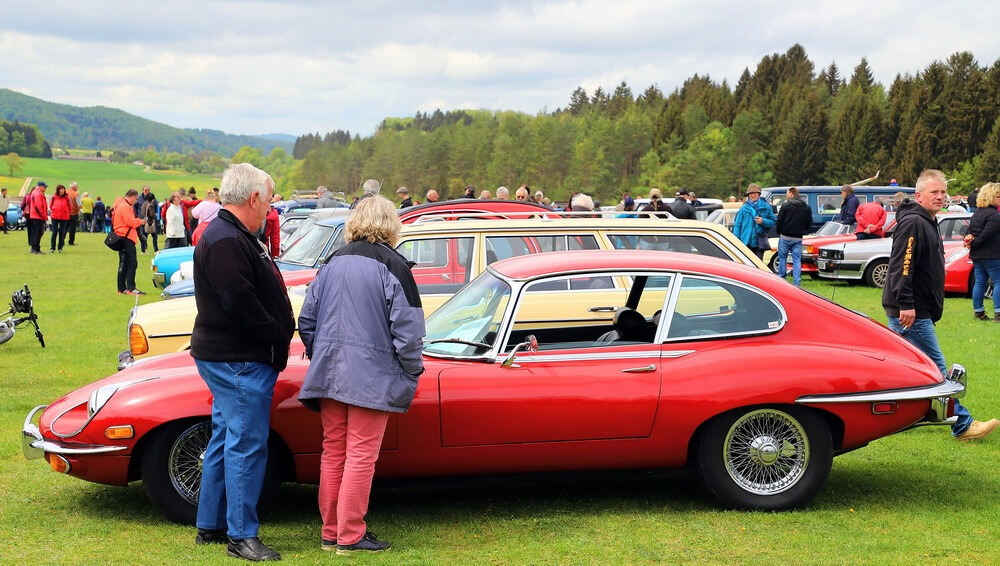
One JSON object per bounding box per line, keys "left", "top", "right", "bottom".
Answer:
{"left": 424, "top": 338, "right": 492, "bottom": 350}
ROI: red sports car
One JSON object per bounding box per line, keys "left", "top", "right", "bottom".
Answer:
{"left": 23, "top": 250, "right": 966, "bottom": 520}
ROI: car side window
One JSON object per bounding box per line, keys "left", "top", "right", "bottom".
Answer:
{"left": 666, "top": 276, "right": 784, "bottom": 340}
{"left": 938, "top": 218, "right": 970, "bottom": 241}
{"left": 488, "top": 235, "right": 612, "bottom": 291}
{"left": 606, "top": 233, "right": 731, "bottom": 260}
{"left": 396, "top": 237, "right": 474, "bottom": 294}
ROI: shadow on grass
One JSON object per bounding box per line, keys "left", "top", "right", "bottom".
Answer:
{"left": 69, "top": 453, "right": 991, "bottom": 527}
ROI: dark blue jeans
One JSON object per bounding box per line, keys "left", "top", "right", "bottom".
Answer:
{"left": 888, "top": 317, "right": 972, "bottom": 436}
{"left": 971, "top": 258, "right": 1000, "bottom": 314}
{"left": 195, "top": 359, "right": 277, "bottom": 539}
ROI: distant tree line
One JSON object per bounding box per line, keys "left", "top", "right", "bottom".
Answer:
{"left": 294, "top": 45, "right": 1000, "bottom": 202}
{"left": 0, "top": 120, "right": 52, "bottom": 158}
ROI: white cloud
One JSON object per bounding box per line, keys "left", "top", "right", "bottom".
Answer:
{"left": 2, "top": 1, "right": 999, "bottom": 138}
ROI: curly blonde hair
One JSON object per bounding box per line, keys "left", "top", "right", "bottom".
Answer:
{"left": 345, "top": 195, "right": 401, "bottom": 246}
{"left": 976, "top": 182, "right": 1000, "bottom": 208}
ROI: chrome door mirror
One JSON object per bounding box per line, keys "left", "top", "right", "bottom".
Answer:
{"left": 501, "top": 335, "right": 538, "bottom": 368}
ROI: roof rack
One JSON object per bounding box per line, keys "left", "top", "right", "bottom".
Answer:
{"left": 408, "top": 209, "right": 678, "bottom": 224}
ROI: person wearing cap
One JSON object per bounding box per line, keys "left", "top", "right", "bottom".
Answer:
{"left": 669, "top": 189, "right": 696, "bottom": 220}
{"left": 616, "top": 196, "right": 637, "bottom": 218}
{"left": 463, "top": 186, "right": 476, "bottom": 199}
{"left": 640, "top": 188, "right": 670, "bottom": 219}
{"left": 27, "top": 181, "right": 49, "bottom": 254}
{"left": 396, "top": 187, "right": 413, "bottom": 208}
{"left": 732, "top": 183, "right": 775, "bottom": 259}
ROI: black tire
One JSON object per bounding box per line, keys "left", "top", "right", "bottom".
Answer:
{"left": 767, "top": 253, "right": 780, "bottom": 274}
{"left": 140, "top": 420, "right": 282, "bottom": 524}
{"left": 863, "top": 258, "right": 889, "bottom": 288}
{"left": 696, "top": 406, "right": 832, "bottom": 510}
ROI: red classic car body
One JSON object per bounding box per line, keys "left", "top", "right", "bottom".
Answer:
{"left": 24, "top": 250, "right": 965, "bottom": 519}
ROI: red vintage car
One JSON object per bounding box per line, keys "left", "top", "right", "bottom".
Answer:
{"left": 23, "top": 250, "right": 966, "bottom": 520}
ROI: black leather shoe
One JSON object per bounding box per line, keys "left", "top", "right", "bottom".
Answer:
{"left": 227, "top": 537, "right": 281, "bottom": 561}
{"left": 196, "top": 528, "right": 227, "bottom": 544}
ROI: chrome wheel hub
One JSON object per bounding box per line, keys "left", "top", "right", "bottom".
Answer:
{"left": 724, "top": 409, "right": 809, "bottom": 496}
{"left": 168, "top": 422, "right": 211, "bottom": 505}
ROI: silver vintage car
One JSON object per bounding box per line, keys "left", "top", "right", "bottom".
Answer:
{"left": 816, "top": 213, "right": 971, "bottom": 288}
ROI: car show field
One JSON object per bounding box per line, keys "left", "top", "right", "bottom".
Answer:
{"left": 2, "top": 232, "right": 999, "bottom": 564}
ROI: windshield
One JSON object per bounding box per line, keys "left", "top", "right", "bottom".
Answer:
{"left": 285, "top": 217, "right": 319, "bottom": 249}
{"left": 815, "top": 221, "right": 850, "bottom": 236}
{"left": 279, "top": 224, "right": 337, "bottom": 266}
{"left": 423, "top": 271, "right": 511, "bottom": 357}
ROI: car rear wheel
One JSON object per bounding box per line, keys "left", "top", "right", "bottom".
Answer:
{"left": 696, "top": 407, "right": 832, "bottom": 510}
{"left": 140, "top": 420, "right": 281, "bottom": 524}
{"left": 864, "top": 259, "right": 889, "bottom": 288}
{"left": 767, "top": 253, "right": 780, "bottom": 274}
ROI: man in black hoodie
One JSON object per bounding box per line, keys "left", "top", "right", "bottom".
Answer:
{"left": 775, "top": 187, "right": 813, "bottom": 285}
{"left": 883, "top": 169, "right": 997, "bottom": 442}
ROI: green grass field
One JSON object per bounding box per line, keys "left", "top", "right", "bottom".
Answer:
{"left": 1, "top": 234, "right": 998, "bottom": 564}
{"left": 2, "top": 157, "right": 219, "bottom": 201}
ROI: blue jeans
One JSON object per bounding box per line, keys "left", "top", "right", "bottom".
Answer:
{"left": 971, "top": 258, "right": 1000, "bottom": 313}
{"left": 195, "top": 360, "right": 278, "bottom": 539}
{"left": 888, "top": 317, "right": 972, "bottom": 436}
{"left": 776, "top": 237, "right": 803, "bottom": 285}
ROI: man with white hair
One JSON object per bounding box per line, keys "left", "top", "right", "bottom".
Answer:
{"left": 316, "top": 185, "right": 337, "bottom": 209}
{"left": 350, "top": 178, "right": 381, "bottom": 209}
{"left": 883, "top": 169, "right": 997, "bottom": 442}
{"left": 514, "top": 186, "right": 530, "bottom": 201}
{"left": 190, "top": 163, "right": 295, "bottom": 561}
{"left": 496, "top": 186, "right": 510, "bottom": 200}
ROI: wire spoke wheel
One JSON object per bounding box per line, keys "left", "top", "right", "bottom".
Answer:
{"left": 167, "top": 421, "right": 211, "bottom": 505}
{"left": 723, "top": 409, "right": 809, "bottom": 496}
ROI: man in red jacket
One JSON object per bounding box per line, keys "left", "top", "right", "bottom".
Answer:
{"left": 855, "top": 200, "right": 887, "bottom": 240}
{"left": 262, "top": 205, "right": 280, "bottom": 258}
{"left": 27, "top": 181, "right": 49, "bottom": 254}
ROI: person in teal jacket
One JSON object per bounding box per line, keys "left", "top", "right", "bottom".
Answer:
{"left": 732, "top": 183, "right": 775, "bottom": 259}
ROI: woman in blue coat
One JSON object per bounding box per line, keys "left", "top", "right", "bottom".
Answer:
{"left": 298, "top": 195, "right": 426, "bottom": 555}
{"left": 732, "top": 183, "right": 776, "bottom": 259}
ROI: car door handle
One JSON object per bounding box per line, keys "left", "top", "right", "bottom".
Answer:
{"left": 588, "top": 306, "right": 618, "bottom": 312}
{"left": 621, "top": 364, "right": 656, "bottom": 373}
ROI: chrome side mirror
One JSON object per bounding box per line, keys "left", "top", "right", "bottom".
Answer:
{"left": 501, "top": 335, "right": 538, "bottom": 368}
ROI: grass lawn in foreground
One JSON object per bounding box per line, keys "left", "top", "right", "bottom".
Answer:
{"left": 1, "top": 235, "right": 998, "bottom": 564}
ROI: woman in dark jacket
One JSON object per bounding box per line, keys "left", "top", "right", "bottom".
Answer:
{"left": 966, "top": 182, "right": 1000, "bottom": 320}
{"left": 298, "top": 195, "right": 425, "bottom": 555}
{"left": 49, "top": 185, "right": 71, "bottom": 252}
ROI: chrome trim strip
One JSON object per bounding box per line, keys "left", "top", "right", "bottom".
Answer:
{"left": 796, "top": 380, "right": 964, "bottom": 404}
{"left": 505, "top": 350, "right": 693, "bottom": 363}
{"left": 31, "top": 437, "right": 128, "bottom": 455}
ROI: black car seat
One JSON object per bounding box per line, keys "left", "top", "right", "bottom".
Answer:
{"left": 595, "top": 307, "right": 649, "bottom": 343}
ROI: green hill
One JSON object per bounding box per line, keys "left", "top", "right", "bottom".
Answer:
{"left": 0, "top": 88, "right": 293, "bottom": 155}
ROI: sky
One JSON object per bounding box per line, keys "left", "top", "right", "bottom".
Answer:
{"left": 3, "top": 1, "right": 999, "bottom": 139}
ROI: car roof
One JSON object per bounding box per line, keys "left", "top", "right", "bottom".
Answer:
{"left": 395, "top": 216, "right": 734, "bottom": 234}
{"left": 490, "top": 249, "right": 772, "bottom": 284}
{"left": 762, "top": 186, "right": 915, "bottom": 193}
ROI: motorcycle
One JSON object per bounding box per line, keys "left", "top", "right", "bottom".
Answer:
{"left": 0, "top": 285, "right": 45, "bottom": 347}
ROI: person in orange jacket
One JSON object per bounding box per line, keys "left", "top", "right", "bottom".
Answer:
{"left": 112, "top": 189, "right": 146, "bottom": 295}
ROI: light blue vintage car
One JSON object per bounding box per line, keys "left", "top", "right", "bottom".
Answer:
{"left": 151, "top": 247, "right": 195, "bottom": 289}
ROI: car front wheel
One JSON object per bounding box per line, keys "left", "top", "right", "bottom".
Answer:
{"left": 864, "top": 259, "right": 889, "bottom": 288}
{"left": 696, "top": 407, "right": 832, "bottom": 510}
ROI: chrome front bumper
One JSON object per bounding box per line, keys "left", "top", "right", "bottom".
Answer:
{"left": 22, "top": 405, "right": 128, "bottom": 460}
{"left": 796, "top": 364, "right": 967, "bottom": 423}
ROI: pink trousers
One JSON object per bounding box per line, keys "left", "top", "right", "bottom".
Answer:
{"left": 318, "top": 398, "right": 389, "bottom": 545}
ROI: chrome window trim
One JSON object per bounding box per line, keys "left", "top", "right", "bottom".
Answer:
{"left": 502, "top": 349, "right": 694, "bottom": 363}
{"left": 660, "top": 273, "right": 788, "bottom": 343}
